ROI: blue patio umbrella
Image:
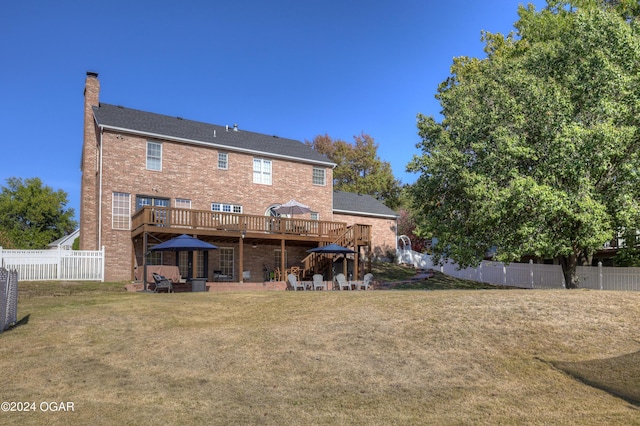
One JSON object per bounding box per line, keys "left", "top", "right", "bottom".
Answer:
{"left": 149, "top": 234, "right": 218, "bottom": 252}
{"left": 307, "top": 243, "right": 356, "bottom": 254}
{"left": 144, "top": 234, "right": 217, "bottom": 291}
{"left": 307, "top": 243, "right": 357, "bottom": 281}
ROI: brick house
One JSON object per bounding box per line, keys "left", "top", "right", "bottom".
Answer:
{"left": 80, "top": 72, "right": 398, "bottom": 284}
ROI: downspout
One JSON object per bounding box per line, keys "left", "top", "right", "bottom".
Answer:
{"left": 98, "top": 127, "right": 103, "bottom": 248}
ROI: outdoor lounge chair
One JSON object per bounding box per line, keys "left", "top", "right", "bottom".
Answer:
{"left": 288, "top": 273, "right": 306, "bottom": 291}
{"left": 152, "top": 272, "right": 173, "bottom": 293}
{"left": 312, "top": 274, "right": 326, "bottom": 291}
{"left": 356, "top": 273, "right": 373, "bottom": 290}
{"left": 334, "top": 273, "right": 352, "bottom": 290}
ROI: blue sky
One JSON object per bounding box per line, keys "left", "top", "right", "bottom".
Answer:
{"left": 0, "top": 0, "right": 544, "bottom": 221}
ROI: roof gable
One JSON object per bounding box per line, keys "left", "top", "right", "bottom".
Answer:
{"left": 332, "top": 191, "right": 398, "bottom": 218}
{"left": 92, "top": 103, "right": 334, "bottom": 165}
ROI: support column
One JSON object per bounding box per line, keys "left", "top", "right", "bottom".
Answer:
{"left": 281, "top": 239, "right": 286, "bottom": 281}
{"left": 143, "top": 232, "right": 148, "bottom": 291}
{"left": 192, "top": 234, "right": 199, "bottom": 279}
{"left": 239, "top": 232, "right": 244, "bottom": 283}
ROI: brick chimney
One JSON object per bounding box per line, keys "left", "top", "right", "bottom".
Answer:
{"left": 79, "top": 72, "right": 100, "bottom": 250}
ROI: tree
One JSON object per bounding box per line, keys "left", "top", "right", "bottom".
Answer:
{"left": 0, "top": 177, "right": 77, "bottom": 249}
{"left": 407, "top": 1, "right": 640, "bottom": 287}
{"left": 306, "top": 133, "right": 402, "bottom": 209}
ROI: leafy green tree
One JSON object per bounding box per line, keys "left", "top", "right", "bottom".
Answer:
{"left": 612, "top": 229, "right": 640, "bottom": 266}
{"left": 0, "top": 177, "right": 77, "bottom": 249}
{"left": 408, "top": 1, "right": 640, "bottom": 287}
{"left": 306, "top": 133, "right": 402, "bottom": 209}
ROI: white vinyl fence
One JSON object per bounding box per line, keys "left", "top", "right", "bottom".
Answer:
{"left": 576, "top": 264, "right": 640, "bottom": 291}
{"left": 0, "top": 246, "right": 104, "bottom": 281}
{"left": 0, "top": 268, "right": 18, "bottom": 333}
{"left": 398, "top": 249, "right": 640, "bottom": 291}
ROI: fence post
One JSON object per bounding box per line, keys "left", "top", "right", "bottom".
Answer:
{"left": 529, "top": 259, "right": 534, "bottom": 289}
{"left": 503, "top": 264, "right": 507, "bottom": 286}
{"left": 57, "top": 246, "right": 62, "bottom": 280}
{"left": 101, "top": 246, "right": 106, "bottom": 282}
{"left": 598, "top": 261, "right": 603, "bottom": 290}
{"left": 478, "top": 262, "right": 483, "bottom": 283}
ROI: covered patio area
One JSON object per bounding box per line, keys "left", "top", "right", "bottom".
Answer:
{"left": 130, "top": 206, "right": 372, "bottom": 289}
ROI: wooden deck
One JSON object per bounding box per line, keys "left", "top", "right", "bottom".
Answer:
{"left": 131, "top": 206, "right": 360, "bottom": 243}
{"left": 130, "top": 206, "right": 372, "bottom": 282}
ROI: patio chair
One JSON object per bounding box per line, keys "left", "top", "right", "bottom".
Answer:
{"left": 288, "top": 273, "right": 306, "bottom": 291}
{"left": 312, "top": 274, "right": 326, "bottom": 291}
{"left": 334, "top": 273, "right": 352, "bottom": 291}
{"left": 274, "top": 267, "right": 283, "bottom": 282}
{"left": 152, "top": 272, "right": 173, "bottom": 293}
{"left": 356, "top": 273, "right": 373, "bottom": 290}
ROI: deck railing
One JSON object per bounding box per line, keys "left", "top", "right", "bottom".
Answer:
{"left": 132, "top": 206, "right": 348, "bottom": 238}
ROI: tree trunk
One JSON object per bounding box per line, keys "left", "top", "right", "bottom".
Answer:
{"left": 560, "top": 248, "right": 581, "bottom": 289}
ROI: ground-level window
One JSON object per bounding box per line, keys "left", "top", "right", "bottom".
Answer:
{"left": 311, "top": 212, "right": 319, "bottom": 221}
{"left": 274, "top": 249, "right": 288, "bottom": 270}
{"left": 312, "top": 167, "right": 326, "bottom": 186}
{"left": 177, "top": 251, "right": 206, "bottom": 279}
{"left": 178, "top": 251, "right": 189, "bottom": 278}
{"left": 253, "top": 158, "right": 272, "bottom": 185}
{"left": 146, "top": 141, "right": 162, "bottom": 171}
{"left": 112, "top": 192, "right": 131, "bottom": 230}
{"left": 219, "top": 248, "right": 234, "bottom": 280}
{"left": 146, "top": 245, "right": 162, "bottom": 265}
{"left": 196, "top": 251, "right": 205, "bottom": 278}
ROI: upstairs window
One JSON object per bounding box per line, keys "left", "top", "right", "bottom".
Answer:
{"left": 175, "top": 198, "right": 192, "bottom": 209}
{"left": 312, "top": 167, "right": 326, "bottom": 185}
{"left": 211, "top": 203, "right": 242, "bottom": 213}
{"left": 147, "top": 141, "right": 162, "bottom": 171}
{"left": 253, "top": 158, "right": 272, "bottom": 185}
{"left": 136, "top": 196, "right": 169, "bottom": 211}
{"left": 218, "top": 152, "right": 228, "bottom": 170}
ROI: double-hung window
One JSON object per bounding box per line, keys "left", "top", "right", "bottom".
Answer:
{"left": 253, "top": 158, "right": 272, "bottom": 185}
{"left": 175, "top": 198, "right": 191, "bottom": 209}
{"left": 218, "top": 152, "right": 228, "bottom": 170}
{"left": 147, "top": 141, "right": 162, "bottom": 171}
{"left": 312, "top": 167, "right": 326, "bottom": 186}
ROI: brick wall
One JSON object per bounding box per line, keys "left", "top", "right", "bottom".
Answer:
{"left": 79, "top": 73, "right": 100, "bottom": 251}
{"left": 334, "top": 213, "right": 398, "bottom": 259}
{"left": 98, "top": 130, "right": 334, "bottom": 281}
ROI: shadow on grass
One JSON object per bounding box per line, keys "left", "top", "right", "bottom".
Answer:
{"left": 550, "top": 350, "right": 640, "bottom": 407}
{"left": 379, "top": 271, "right": 519, "bottom": 290}
{"left": 3, "top": 314, "right": 30, "bottom": 333}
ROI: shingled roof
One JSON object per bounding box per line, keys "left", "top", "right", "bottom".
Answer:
{"left": 333, "top": 190, "right": 398, "bottom": 218}
{"left": 92, "top": 103, "right": 334, "bottom": 166}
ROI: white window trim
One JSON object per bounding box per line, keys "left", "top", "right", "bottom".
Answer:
{"left": 112, "top": 192, "right": 131, "bottom": 230}
{"left": 175, "top": 198, "right": 192, "bottom": 209}
{"left": 312, "top": 167, "right": 326, "bottom": 186}
{"left": 253, "top": 158, "right": 272, "bottom": 185}
{"left": 146, "top": 141, "right": 162, "bottom": 171}
{"left": 211, "top": 202, "right": 243, "bottom": 213}
{"left": 218, "top": 152, "right": 228, "bottom": 170}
